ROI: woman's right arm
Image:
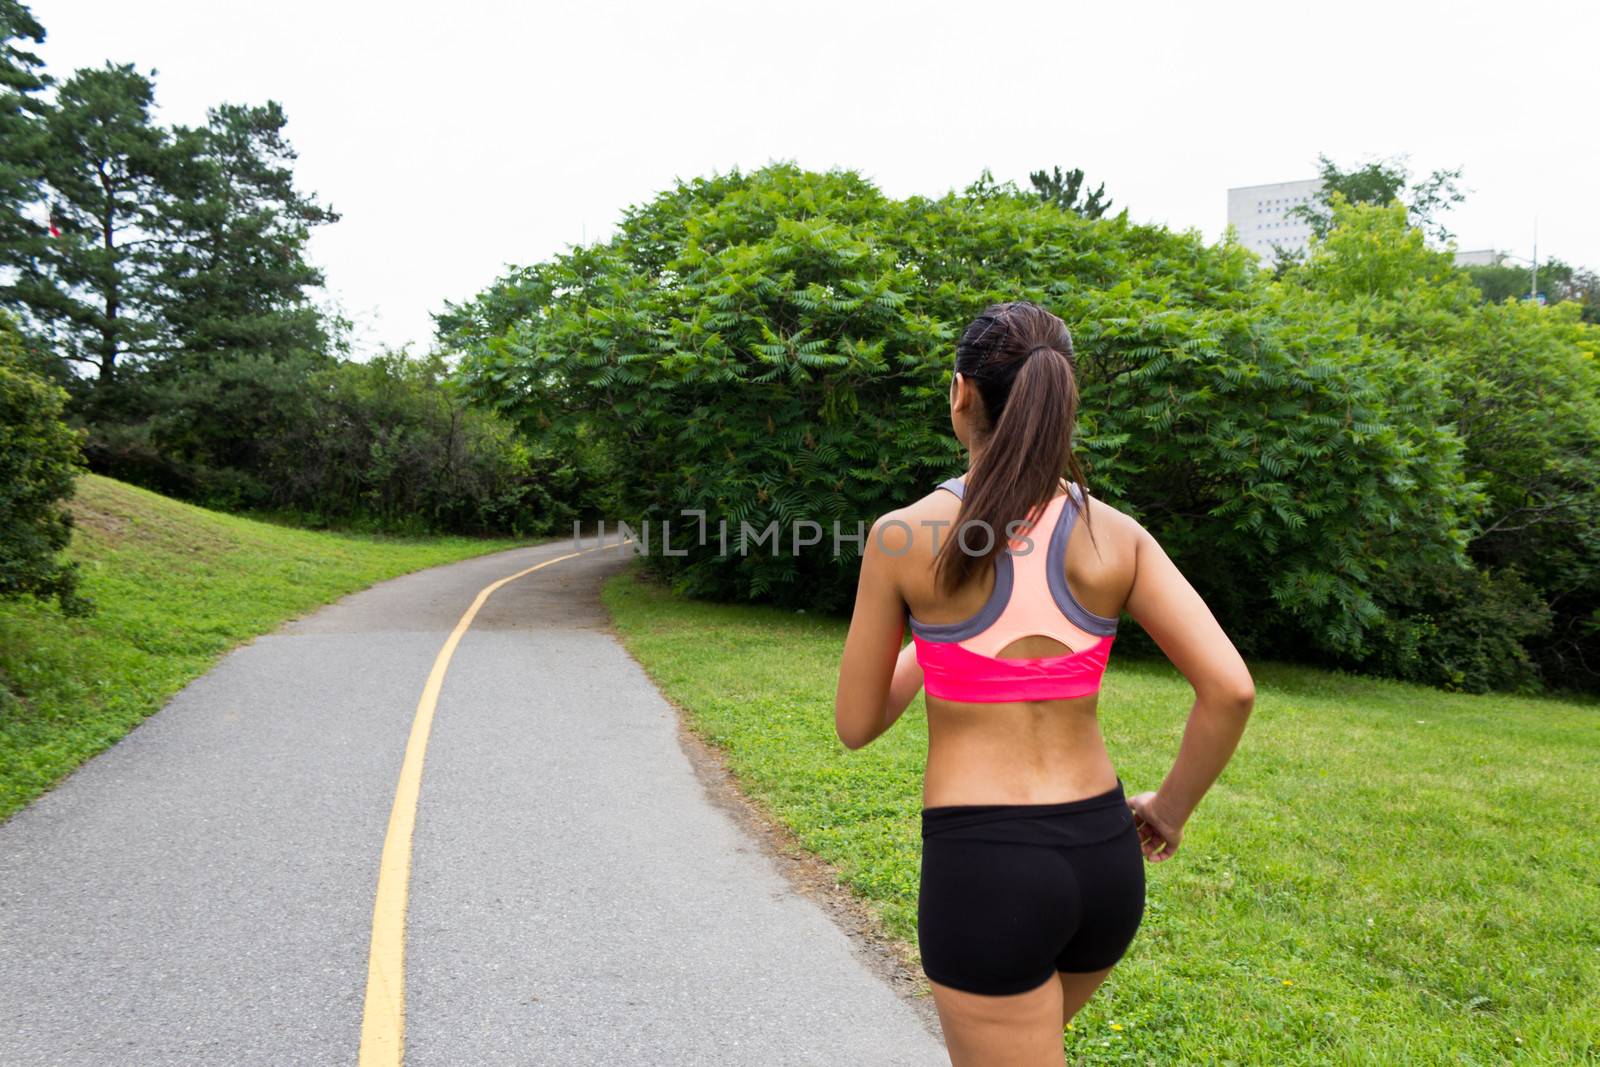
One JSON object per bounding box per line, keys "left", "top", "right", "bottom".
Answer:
{"left": 1122, "top": 519, "right": 1256, "bottom": 861}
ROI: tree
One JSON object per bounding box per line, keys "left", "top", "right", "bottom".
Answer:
{"left": 1556, "top": 264, "right": 1600, "bottom": 324}
{"left": 0, "top": 0, "right": 49, "bottom": 275}
{"left": 1291, "top": 194, "right": 1466, "bottom": 301}
{"left": 0, "top": 311, "right": 89, "bottom": 615}
{"left": 1463, "top": 257, "right": 1599, "bottom": 324}
{"left": 153, "top": 101, "right": 338, "bottom": 362}
{"left": 1028, "top": 165, "right": 1113, "bottom": 218}
{"left": 1287, "top": 198, "right": 1600, "bottom": 692}
{"left": 9, "top": 62, "right": 174, "bottom": 383}
{"left": 452, "top": 164, "right": 1476, "bottom": 679}
{"left": 1289, "top": 152, "right": 1465, "bottom": 244}
{"left": 1464, "top": 260, "right": 1542, "bottom": 304}
{"left": 1441, "top": 297, "right": 1597, "bottom": 688}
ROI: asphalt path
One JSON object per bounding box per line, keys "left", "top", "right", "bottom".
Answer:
{"left": 0, "top": 539, "right": 947, "bottom": 1065}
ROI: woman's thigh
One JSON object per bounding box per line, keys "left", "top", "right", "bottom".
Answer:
{"left": 925, "top": 961, "right": 1120, "bottom": 1064}
{"left": 1058, "top": 964, "right": 1115, "bottom": 1025}
{"left": 928, "top": 974, "right": 1066, "bottom": 1067}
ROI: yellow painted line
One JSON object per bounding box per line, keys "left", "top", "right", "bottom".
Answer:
{"left": 358, "top": 544, "right": 613, "bottom": 1066}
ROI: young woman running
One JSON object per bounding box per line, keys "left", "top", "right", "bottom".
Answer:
{"left": 835, "top": 301, "right": 1256, "bottom": 1066}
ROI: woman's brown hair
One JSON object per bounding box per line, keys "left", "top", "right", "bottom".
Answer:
{"left": 933, "top": 300, "right": 1095, "bottom": 595}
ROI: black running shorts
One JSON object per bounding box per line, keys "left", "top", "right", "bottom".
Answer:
{"left": 917, "top": 778, "right": 1146, "bottom": 996}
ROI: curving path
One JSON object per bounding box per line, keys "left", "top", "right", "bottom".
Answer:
{"left": 0, "top": 540, "right": 946, "bottom": 1065}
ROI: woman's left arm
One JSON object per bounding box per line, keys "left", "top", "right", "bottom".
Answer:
{"left": 835, "top": 516, "right": 920, "bottom": 750}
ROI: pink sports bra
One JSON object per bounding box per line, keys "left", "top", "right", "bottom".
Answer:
{"left": 909, "top": 477, "right": 1119, "bottom": 703}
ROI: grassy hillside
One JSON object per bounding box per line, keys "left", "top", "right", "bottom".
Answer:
{"left": 0, "top": 474, "right": 529, "bottom": 821}
{"left": 603, "top": 568, "right": 1600, "bottom": 1065}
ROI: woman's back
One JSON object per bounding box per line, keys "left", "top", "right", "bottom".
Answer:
{"left": 834, "top": 301, "right": 1254, "bottom": 1057}
{"left": 883, "top": 475, "right": 1141, "bottom": 807}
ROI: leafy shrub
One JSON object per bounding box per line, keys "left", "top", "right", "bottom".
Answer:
{"left": 1365, "top": 558, "right": 1550, "bottom": 693}
{"left": 77, "top": 348, "right": 596, "bottom": 537}
{"left": 286, "top": 349, "right": 599, "bottom": 536}
{"left": 453, "top": 164, "right": 1479, "bottom": 671}
{"left": 1287, "top": 200, "right": 1600, "bottom": 692}
{"left": 1434, "top": 299, "right": 1600, "bottom": 692}
{"left": 0, "top": 313, "right": 89, "bottom": 615}
{"left": 81, "top": 349, "right": 327, "bottom": 508}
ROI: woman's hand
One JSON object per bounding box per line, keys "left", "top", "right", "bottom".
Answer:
{"left": 1126, "top": 791, "right": 1184, "bottom": 863}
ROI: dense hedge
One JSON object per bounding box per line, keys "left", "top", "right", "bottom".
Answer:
{"left": 78, "top": 348, "right": 605, "bottom": 537}
{"left": 1288, "top": 202, "right": 1599, "bottom": 691}
{"left": 0, "top": 313, "right": 88, "bottom": 615}
{"left": 453, "top": 165, "right": 1580, "bottom": 690}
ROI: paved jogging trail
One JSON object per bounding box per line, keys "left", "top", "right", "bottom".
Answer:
{"left": 0, "top": 541, "right": 946, "bottom": 1066}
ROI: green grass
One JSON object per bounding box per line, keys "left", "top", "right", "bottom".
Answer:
{"left": 603, "top": 567, "right": 1600, "bottom": 1065}
{"left": 0, "top": 473, "right": 532, "bottom": 822}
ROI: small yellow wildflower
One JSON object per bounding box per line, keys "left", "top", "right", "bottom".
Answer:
{"left": 1282, "top": 979, "right": 1294, "bottom": 986}
{"left": 1110, "top": 1023, "right": 1124, "bottom": 1031}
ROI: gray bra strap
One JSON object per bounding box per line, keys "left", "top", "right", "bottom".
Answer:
{"left": 910, "top": 476, "right": 997, "bottom": 641}
{"left": 913, "top": 478, "right": 1117, "bottom": 641}
{"left": 1045, "top": 484, "right": 1120, "bottom": 635}
{"left": 907, "top": 551, "right": 1014, "bottom": 642}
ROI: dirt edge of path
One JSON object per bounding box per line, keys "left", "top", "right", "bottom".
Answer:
{"left": 603, "top": 623, "right": 947, "bottom": 1045}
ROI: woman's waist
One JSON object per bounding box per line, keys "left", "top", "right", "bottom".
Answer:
{"left": 920, "top": 775, "right": 1132, "bottom": 845}
{"left": 923, "top": 719, "right": 1112, "bottom": 796}
{"left": 921, "top": 744, "right": 1119, "bottom": 808}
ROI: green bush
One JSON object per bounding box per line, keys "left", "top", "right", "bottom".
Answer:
{"left": 1366, "top": 558, "right": 1551, "bottom": 693}
{"left": 1434, "top": 299, "right": 1600, "bottom": 692}
{"left": 75, "top": 348, "right": 595, "bottom": 537}
{"left": 0, "top": 313, "right": 89, "bottom": 615}
{"left": 287, "top": 349, "right": 598, "bottom": 536}
{"left": 454, "top": 165, "right": 1478, "bottom": 671}
{"left": 81, "top": 349, "right": 328, "bottom": 508}
{"left": 1287, "top": 199, "right": 1600, "bottom": 692}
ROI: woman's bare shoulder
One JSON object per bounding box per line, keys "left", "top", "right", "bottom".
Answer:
{"left": 902, "top": 484, "right": 964, "bottom": 516}
{"left": 869, "top": 487, "right": 962, "bottom": 559}
{"left": 1079, "top": 489, "right": 1144, "bottom": 535}
{"left": 1074, "top": 489, "right": 1147, "bottom": 572}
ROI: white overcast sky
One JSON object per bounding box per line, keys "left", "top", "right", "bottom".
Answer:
{"left": 32, "top": 0, "right": 1600, "bottom": 356}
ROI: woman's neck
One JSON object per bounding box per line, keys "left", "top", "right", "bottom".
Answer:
{"left": 960, "top": 447, "right": 1071, "bottom": 497}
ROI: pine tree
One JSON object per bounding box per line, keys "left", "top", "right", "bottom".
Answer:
{"left": 0, "top": 1, "right": 50, "bottom": 278}
{"left": 154, "top": 101, "right": 338, "bottom": 363}
{"left": 14, "top": 62, "right": 174, "bottom": 383}
{"left": 1027, "top": 165, "right": 1113, "bottom": 219}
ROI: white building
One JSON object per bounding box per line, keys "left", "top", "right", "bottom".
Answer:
{"left": 1226, "top": 179, "right": 1322, "bottom": 264}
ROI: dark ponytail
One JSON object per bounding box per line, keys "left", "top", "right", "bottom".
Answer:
{"left": 933, "top": 301, "right": 1096, "bottom": 595}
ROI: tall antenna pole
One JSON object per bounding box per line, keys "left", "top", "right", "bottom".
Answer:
{"left": 1530, "top": 217, "right": 1538, "bottom": 301}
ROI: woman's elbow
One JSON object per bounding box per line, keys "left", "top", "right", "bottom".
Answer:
{"left": 1217, "top": 676, "right": 1256, "bottom": 715}
{"left": 834, "top": 705, "right": 873, "bottom": 750}
{"left": 837, "top": 728, "right": 870, "bottom": 751}
{"left": 1198, "top": 672, "right": 1256, "bottom": 716}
